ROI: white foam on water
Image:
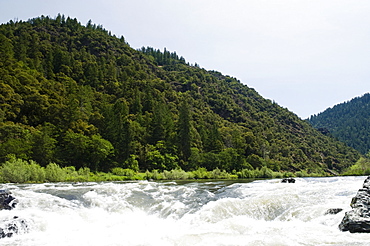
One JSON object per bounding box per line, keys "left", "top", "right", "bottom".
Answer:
{"left": 0, "top": 177, "right": 369, "bottom": 245}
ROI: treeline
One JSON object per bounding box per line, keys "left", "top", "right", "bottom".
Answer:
{"left": 0, "top": 15, "right": 360, "bottom": 178}
{"left": 309, "top": 93, "right": 370, "bottom": 154}
{"left": 0, "top": 156, "right": 324, "bottom": 183}
{"left": 139, "top": 47, "right": 187, "bottom": 66}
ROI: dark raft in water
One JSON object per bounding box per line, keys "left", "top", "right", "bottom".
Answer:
{"left": 339, "top": 176, "right": 370, "bottom": 233}
{"left": 281, "top": 178, "right": 296, "bottom": 183}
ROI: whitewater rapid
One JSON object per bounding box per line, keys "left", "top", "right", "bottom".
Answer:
{"left": 0, "top": 176, "right": 369, "bottom": 246}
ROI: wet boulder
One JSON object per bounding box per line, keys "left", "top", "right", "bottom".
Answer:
{"left": 0, "top": 190, "right": 27, "bottom": 239}
{"left": 281, "top": 178, "right": 295, "bottom": 183}
{"left": 339, "top": 176, "right": 370, "bottom": 233}
{"left": 0, "top": 190, "right": 17, "bottom": 210}
{"left": 0, "top": 216, "right": 28, "bottom": 239}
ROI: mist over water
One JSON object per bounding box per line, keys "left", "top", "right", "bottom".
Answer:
{"left": 0, "top": 177, "right": 369, "bottom": 246}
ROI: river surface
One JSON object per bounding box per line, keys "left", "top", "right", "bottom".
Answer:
{"left": 0, "top": 176, "right": 369, "bottom": 246}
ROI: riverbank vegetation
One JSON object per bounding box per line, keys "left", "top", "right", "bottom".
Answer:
{"left": 0, "top": 15, "right": 361, "bottom": 180}
{"left": 342, "top": 153, "right": 370, "bottom": 176}
{"left": 0, "top": 156, "right": 329, "bottom": 184}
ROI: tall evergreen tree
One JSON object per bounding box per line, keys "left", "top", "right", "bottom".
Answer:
{"left": 177, "top": 100, "right": 191, "bottom": 162}
{"left": 111, "top": 98, "right": 130, "bottom": 162}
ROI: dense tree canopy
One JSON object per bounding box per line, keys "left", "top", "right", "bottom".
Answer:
{"left": 309, "top": 93, "right": 370, "bottom": 155}
{"left": 0, "top": 15, "right": 360, "bottom": 174}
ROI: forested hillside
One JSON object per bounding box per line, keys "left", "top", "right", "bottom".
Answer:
{"left": 0, "top": 15, "right": 360, "bottom": 175}
{"left": 309, "top": 93, "right": 370, "bottom": 155}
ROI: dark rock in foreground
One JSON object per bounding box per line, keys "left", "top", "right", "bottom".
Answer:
{"left": 339, "top": 176, "right": 370, "bottom": 233}
{"left": 0, "top": 190, "right": 17, "bottom": 210}
{"left": 0, "top": 190, "right": 28, "bottom": 239}
{"left": 0, "top": 216, "right": 28, "bottom": 239}
{"left": 281, "top": 178, "right": 295, "bottom": 183}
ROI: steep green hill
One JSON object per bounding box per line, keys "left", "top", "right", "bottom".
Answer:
{"left": 0, "top": 15, "right": 360, "bottom": 174}
{"left": 308, "top": 93, "right": 370, "bottom": 154}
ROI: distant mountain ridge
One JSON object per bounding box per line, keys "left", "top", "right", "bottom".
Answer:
{"left": 0, "top": 14, "right": 360, "bottom": 174}
{"left": 308, "top": 93, "right": 370, "bottom": 154}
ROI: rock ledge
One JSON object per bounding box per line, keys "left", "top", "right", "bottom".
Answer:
{"left": 0, "top": 190, "right": 28, "bottom": 239}
{"left": 339, "top": 176, "right": 370, "bottom": 233}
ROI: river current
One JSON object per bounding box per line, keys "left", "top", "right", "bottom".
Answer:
{"left": 0, "top": 176, "right": 368, "bottom": 246}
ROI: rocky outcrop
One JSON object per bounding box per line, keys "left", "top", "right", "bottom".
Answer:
{"left": 0, "top": 216, "right": 28, "bottom": 239}
{"left": 339, "top": 176, "right": 370, "bottom": 233}
{"left": 0, "top": 190, "right": 28, "bottom": 239}
{"left": 0, "top": 190, "right": 17, "bottom": 210}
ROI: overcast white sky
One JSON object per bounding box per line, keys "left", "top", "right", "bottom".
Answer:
{"left": 1, "top": 0, "right": 369, "bottom": 118}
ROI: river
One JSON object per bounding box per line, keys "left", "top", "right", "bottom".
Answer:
{"left": 0, "top": 176, "right": 368, "bottom": 246}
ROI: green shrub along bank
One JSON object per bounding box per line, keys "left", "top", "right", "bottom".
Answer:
{"left": 342, "top": 156, "right": 370, "bottom": 176}
{"left": 0, "top": 157, "right": 328, "bottom": 184}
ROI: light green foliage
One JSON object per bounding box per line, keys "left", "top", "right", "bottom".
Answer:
{"left": 162, "top": 169, "right": 189, "bottom": 180}
{"left": 145, "top": 170, "right": 163, "bottom": 180}
{"left": 191, "top": 168, "right": 211, "bottom": 179}
{"left": 78, "top": 167, "right": 91, "bottom": 177}
{"left": 211, "top": 168, "right": 235, "bottom": 179}
{"left": 111, "top": 167, "right": 136, "bottom": 179}
{"left": 259, "top": 166, "right": 274, "bottom": 178}
{"left": 0, "top": 157, "right": 32, "bottom": 183}
{"left": 237, "top": 167, "right": 292, "bottom": 179}
{"left": 28, "top": 160, "right": 46, "bottom": 182}
{"left": 0, "top": 157, "right": 335, "bottom": 183}
{"left": 0, "top": 157, "right": 44, "bottom": 183}
{"left": 295, "top": 170, "right": 309, "bottom": 177}
{"left": 45, "top": 163, "right": 66, "bottom": 182}
{"left": 343, "top": 157, "right": 370, "bottom": 176}
{"left": 237, "top": 169, "right": 256, "bottom": 179}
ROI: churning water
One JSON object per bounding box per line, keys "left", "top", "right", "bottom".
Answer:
{"left": 0, "top": 176, "right": 369, "bottom": 246}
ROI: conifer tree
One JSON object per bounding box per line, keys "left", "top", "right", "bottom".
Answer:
{"left": 111, "top": 98, "right": 130, "bottom": 162}
{"left": 177, "top": 100, "right": 191, "bottom": 162}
